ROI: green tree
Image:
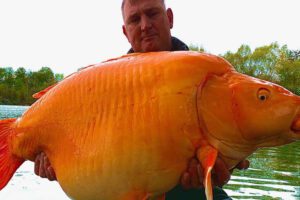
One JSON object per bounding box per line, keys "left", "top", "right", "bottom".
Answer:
{"left": 222, "top": 43, "right": 299, "bottom": 95}
{"left": 223, "top": 45, "right": 253, "bottom": 75}
{"left": 0, "top": 67, "right": 64, "bottom": 105}
{"left": 250, "top": 43, "right": 280, "bottom": 82}
{"left": 55, "top": 73, "right": 64, "bottom": 82}
{"left": 28, "top": 67, "right": 56, "bottom": 103}
{"left": 275, "top": 49, "right": 300, "bottom": 95}
{"left": 0, "top": 68, "right": 16, "bottom": 104}
{"left": 189, "top": 44, "right": 206, "bottom": 52}
{"left": 15, "top": 67, "right": 29, "bottom": 104}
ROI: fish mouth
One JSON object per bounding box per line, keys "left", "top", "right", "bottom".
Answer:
{"left": 291, "top": 117, "right": 300, "bottom": 134}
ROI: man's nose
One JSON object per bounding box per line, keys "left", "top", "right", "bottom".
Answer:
{"left": 140, "top": 16, "right": 152, "bottom": 31}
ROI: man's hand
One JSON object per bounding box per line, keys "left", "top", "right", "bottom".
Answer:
{"left": 234, "top": 159, "right": 250, "bottom": 170}
{"left": 34, "top": 152, "right": 57, "bottom": 181}
{"left": 180, "top": 158, "right": 249, "bottom": 189}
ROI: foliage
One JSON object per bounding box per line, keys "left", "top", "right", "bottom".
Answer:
{"left": 189, "top": 43, "right": 300, "bottom": 95}
{"left": 189, "top": 44, "right": 206, "bottom": 52}
{"left": 222, "top": 42, "right": 300, "bottom": 95}
{"left": 0, "top": 67, "right": 64, "bottom": 105}
{"left": 275, "top": 50, "right": 300, "bottom": 95}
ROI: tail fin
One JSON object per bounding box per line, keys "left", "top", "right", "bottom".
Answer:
{"left": 0, "top": 118, "right": 25, "bottom": 190}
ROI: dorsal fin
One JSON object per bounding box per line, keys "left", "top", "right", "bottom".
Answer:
{"left": 32, "top": 83, "right": 57, "bottom": 99}
{"left": 31, "top": 63, "right": 99, "bottom": 100}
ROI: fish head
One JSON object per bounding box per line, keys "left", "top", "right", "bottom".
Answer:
{"left": 228, "top": 72, "right": 300, "bottom": 146}
{"left": 198, "top": 71, "right": 300, "bottom": 151}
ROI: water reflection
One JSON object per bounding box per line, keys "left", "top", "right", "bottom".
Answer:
{"left": 225, "top": 142, "right": 300, "bottom": 199}
{"left": 0, "top": 105, "right": 299, "bottom": 199}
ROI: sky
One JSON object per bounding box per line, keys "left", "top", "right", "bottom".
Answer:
{"left": 0, "top": 0, "right": 299, "bottom": 76}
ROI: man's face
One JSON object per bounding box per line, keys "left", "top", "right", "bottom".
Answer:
{"left": 122, "top": 0, "right": 173, "bottom": 53}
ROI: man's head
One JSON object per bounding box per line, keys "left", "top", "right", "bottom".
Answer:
{"left": 122, "top": 0, "right": 173, "bottom": 53}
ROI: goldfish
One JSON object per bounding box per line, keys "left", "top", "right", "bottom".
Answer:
{"left": 0, "top": 51, "right": 299, "bottom": 200}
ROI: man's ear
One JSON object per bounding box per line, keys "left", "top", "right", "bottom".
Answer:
{"left": 122, "top": 25, "right": 128, "bottom": 38}
{"left": 166, "top": 8, "right": 173, "bottom": 29}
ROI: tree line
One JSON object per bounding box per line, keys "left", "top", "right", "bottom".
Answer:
{"left": 0, "top": 42, "right": 299, "bottom": 105}
{"left": 191, "top": 42, "right": 300, "bottom": 95}
{"left": 0, "top": 67, "right": 63, "bottom": 105}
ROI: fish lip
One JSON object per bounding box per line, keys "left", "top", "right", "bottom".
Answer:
{"left": 291, "top": 129, "right": 300, "bottom": 135}
{"left": 291, "top": 117, "right": 300, "bottom": 134}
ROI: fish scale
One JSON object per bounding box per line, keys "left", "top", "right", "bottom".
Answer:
{"left": 0, "top": 51, "right": 299, "bottom": 200}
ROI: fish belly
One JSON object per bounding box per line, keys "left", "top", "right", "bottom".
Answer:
{"left": 13, "top": 52, "right": 228, "bottom": 199}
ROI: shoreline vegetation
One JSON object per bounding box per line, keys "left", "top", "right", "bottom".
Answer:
{"left": 190, "top": 42, "right": 299, "bottom": 95}
{"left": 0, "top": 67, "right": 63, "bottom": 105}
{"left": 1, "top": 42, "right": 299, "bottom": 106}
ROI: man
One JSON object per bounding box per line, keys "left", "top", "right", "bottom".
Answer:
{"left": 35, "top": 0, "right": 249, "bottom": 199}
{"left": 121, "top": 0, "right": 188, "bottom": 53}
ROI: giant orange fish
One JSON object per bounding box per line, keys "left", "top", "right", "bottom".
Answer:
{"left": 0, "top": 51, "right": 300, "bottom": 200}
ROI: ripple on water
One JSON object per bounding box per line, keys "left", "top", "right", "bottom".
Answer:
{"left": 225, "top": 142, "right": 300, "bottom": 199}
{"left": 0, "top": 105, "right": 29, "bottom": 119}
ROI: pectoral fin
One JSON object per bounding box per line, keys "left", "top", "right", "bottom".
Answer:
{"left": 196, "top": 146, "right": 218, "bottom": 200}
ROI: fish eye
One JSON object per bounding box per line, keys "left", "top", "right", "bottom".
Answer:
{"left": 257, "top": 88, "right": 270, "bottom": 101}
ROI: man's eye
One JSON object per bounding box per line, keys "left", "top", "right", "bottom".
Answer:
{"left": 128, "top": 16, "right": 140, "bottom": 24}
{"left": 148, "top": 11, "right": 158, "bottom": 18}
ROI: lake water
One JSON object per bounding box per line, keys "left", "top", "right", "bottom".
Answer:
{"left": 0, "top": 105, "right": 299, "bottom": 200}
